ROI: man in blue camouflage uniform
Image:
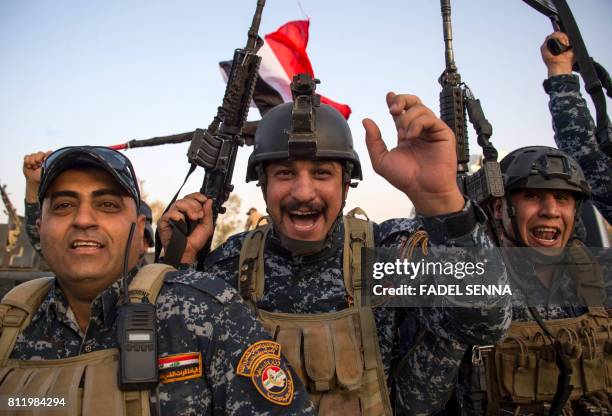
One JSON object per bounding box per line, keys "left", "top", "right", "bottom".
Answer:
{"left": 543, "top": 31, "right": 612, "bottom": 224}
{"left": 453, "top": 145, "right": 612, "bottom": 415}
{"left": 402, "top": 32, "right": 612, "bottom": 416}
{"left": 4, "top": 146, "right": 314, "bottom": 415}
{"left": 449, "top": 33, "right": 612, "bottom": 411}
{"left": 159, "top": 75, "right": 511, "bottom": 415}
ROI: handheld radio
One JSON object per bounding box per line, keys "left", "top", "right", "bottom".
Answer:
{"left": 117, "top": 223, "right": 158, "bottom": 390}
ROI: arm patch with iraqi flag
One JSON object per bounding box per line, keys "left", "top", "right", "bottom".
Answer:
{"left": 158, "top": 352, "right": 203, "bottom": 384}
{"left": 236, "top": 340, "right": 294, "bottom": 406}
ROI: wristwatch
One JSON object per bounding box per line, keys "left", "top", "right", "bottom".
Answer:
{"left": 420, "top": 200, "right": 481, "bottom": 244}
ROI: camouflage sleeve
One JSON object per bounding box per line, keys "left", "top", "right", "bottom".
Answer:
{"left": 413, "top": 204, "right": 512, "bottom": 346}
{"left": 156, "top": 274, "right": 314, "bottom": 415}
{"left": 546, "top": 74, "right": 612, "bottom": 223}
{"left": 207, "top": 291, "right": 315, "bottom": 415}
{"left": 393, "top": 329, "right": 466, "bottom": 416}
{"left": 377, "top": 205, "right": 509, "bottom": 415}
{"left": 24, "top": 201, "right": 42, "bottom": 255}
{"left": 373, "top": 306, "right": 397, "bottom": 381}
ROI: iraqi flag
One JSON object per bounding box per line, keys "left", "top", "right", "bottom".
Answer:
{"left": 220, "top": 20, "right": 351, "bottom": 119}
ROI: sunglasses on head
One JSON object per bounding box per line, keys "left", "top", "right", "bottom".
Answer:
{"left": 41, "top": 146, "right": 140, "bottom": 203}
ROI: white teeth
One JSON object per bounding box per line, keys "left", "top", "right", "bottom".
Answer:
{"left": 72, "top": 241, "right": 102, "bottom": 248}
{"left": 533, "top": 227, "right": 559, "bottom": 233}
{"left": 531, "top": 226, "right": 560, "bottom": 241}
{"left": 289, "top": 211, "right": 318, "bottom": 216}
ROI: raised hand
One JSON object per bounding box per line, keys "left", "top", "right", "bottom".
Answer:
{"left": 363, "top": 92, "right": 464, "bottom": 216}
{"left": 23, "top": 150, "right": 52, "bottom": 203}
{"left": 541, "top": 31, "right": 574, "bottom": 77}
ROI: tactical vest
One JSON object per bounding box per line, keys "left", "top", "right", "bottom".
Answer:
{"left": 0, "top": 263, "right": 175, "bottom": 416}
{"left": 471, "top": 241, "right": 612, "bottom": 415}
{"left": 237, "top": 209, "right": 393, "bottom": 416}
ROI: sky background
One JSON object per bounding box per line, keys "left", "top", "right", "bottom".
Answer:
{"left": 1, "top": 0, "right": 611, "bottom": 224}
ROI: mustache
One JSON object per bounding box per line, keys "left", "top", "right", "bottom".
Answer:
{"left": 281, "top": 199, "right": 326, "bottom": 213}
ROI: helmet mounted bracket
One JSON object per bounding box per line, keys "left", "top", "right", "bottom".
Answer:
{"left": 288, "top": 74, "right": 320, "bottom": 159}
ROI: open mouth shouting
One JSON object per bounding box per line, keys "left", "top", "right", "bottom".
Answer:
{"left": 527, "top": 226, "right": 562, "bottom": 248}
{"left": 281, "top": 200, "right": 327, "bottom": 240}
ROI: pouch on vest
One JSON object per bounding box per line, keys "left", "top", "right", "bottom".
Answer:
{"left": 533, "top": 332, "right": 559, "bottom": 401}
{"left": 239, "top": 210, "right": 392, "bottom": 416}
{"left": 0, "top": 349, "right": 150, "bottom": 415}
{"left": 260, "top": 310, "right": 365, "bottom": 395}
{"left": 581, "top": 325, "right": 607, "bottom": 394}
{"left": 496, "top": 336, "right": 537, "bottom": 402}
{"left": 557, "top": 327, "right": 584, "bottom": 400}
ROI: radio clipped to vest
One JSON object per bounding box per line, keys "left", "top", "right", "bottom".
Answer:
{"left": 118, "top": 301, "right": 158, "bottom": 390}
{"left": 0, "top": 263, "right": 175, "bottom": 415}
{"left": 118, "top": 223, "right": 158, "bottom": 390}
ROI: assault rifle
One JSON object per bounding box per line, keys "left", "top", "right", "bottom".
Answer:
{"left": 523, "top": 0, "right": 612, "bottom": 156}
{"left": 159, "top": 0, "right": 265, "bottom": 269}
{"left": 0, "top": 183, "right": 22, "bottom": 252}
{"left": 438, "top": 0, "right": 504, "bottom": 205}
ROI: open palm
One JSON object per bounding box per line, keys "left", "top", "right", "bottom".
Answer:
{"left": 363, "top": 93, "right": 464, "bottom": 215}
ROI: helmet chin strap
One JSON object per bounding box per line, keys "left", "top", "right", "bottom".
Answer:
{"left": 504, "top": 193, "right": 526, "bottom": 248}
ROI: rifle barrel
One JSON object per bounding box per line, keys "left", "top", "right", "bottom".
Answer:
{"left": 246, "top": 0, "right": 266, "bottom": 50}
{"left": 440, "top": 0, "right": 456, "bottom": 72}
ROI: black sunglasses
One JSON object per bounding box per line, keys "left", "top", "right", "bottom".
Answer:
{"left": 40, "top": 146, "right": 140, "bottom": 205}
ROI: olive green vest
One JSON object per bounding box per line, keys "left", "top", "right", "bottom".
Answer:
{"left": 0, "top": 263, "right": 175, "bottom": 416}
{"left": 475, "top": 241, "right": 612, "bottom": 415}
{"left": 238, "top": 208, "right": 392, "bottom": 416}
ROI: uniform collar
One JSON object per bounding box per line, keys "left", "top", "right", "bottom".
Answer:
{"left": 268, "top": 217, "right": 343, "bottom": 263}
{"left": 35, "top": 268, "right": 139, "bottom": 334}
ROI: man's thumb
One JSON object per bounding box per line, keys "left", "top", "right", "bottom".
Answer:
{"left": 363, "top": 118, "right": 387, "bottom": 171}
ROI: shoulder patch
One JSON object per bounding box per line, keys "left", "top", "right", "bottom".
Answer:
{"left": 158, "top": 352, "right": 203, "bottom": 384}
{"left": 164, "top": 271, "right": 239, "bottom": 305}
{"left": 237, "top": 341, "right": 294, "bottom": 406}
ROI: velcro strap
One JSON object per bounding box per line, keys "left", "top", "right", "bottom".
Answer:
{"left": 2, "top": 309, "right": 27, "bottom": 328}
{"left": 238, "top": 226, "right": 269, "bottom": 302}
{"left": 421, "top": 201, "right": 477, "bottom": 244}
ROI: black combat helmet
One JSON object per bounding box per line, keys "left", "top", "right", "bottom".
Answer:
{"left": 500, "top": 146, "right": 591, "bottom": 199}
{"left": 498, "top": 146, "right": 591, "bottom": 251}
{"left": 246, "top": 74, "right": 361, "bottom": 183}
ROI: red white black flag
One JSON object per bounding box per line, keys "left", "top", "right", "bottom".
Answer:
{"left": 220, "top": 20, "right": 351, "bottom": 119}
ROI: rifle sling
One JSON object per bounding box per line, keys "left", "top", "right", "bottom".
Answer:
{"left": 551, "top": 0, "right": 611, "bottom": 155}
{"left": 527, "top": 306, "right": 573, "bottom": 416}
{"left": 502, "top": 248, "right": 573, "bottom": 416}
{"left": 155, "top": 162, "right": 197, "bottom": 267}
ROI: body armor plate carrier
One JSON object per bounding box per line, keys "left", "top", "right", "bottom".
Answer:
{"left": 238, "top": 208, "right": 392, "bottom": 416}
{"left": 475, "top": 241, "right": 612, "bottom": 415}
